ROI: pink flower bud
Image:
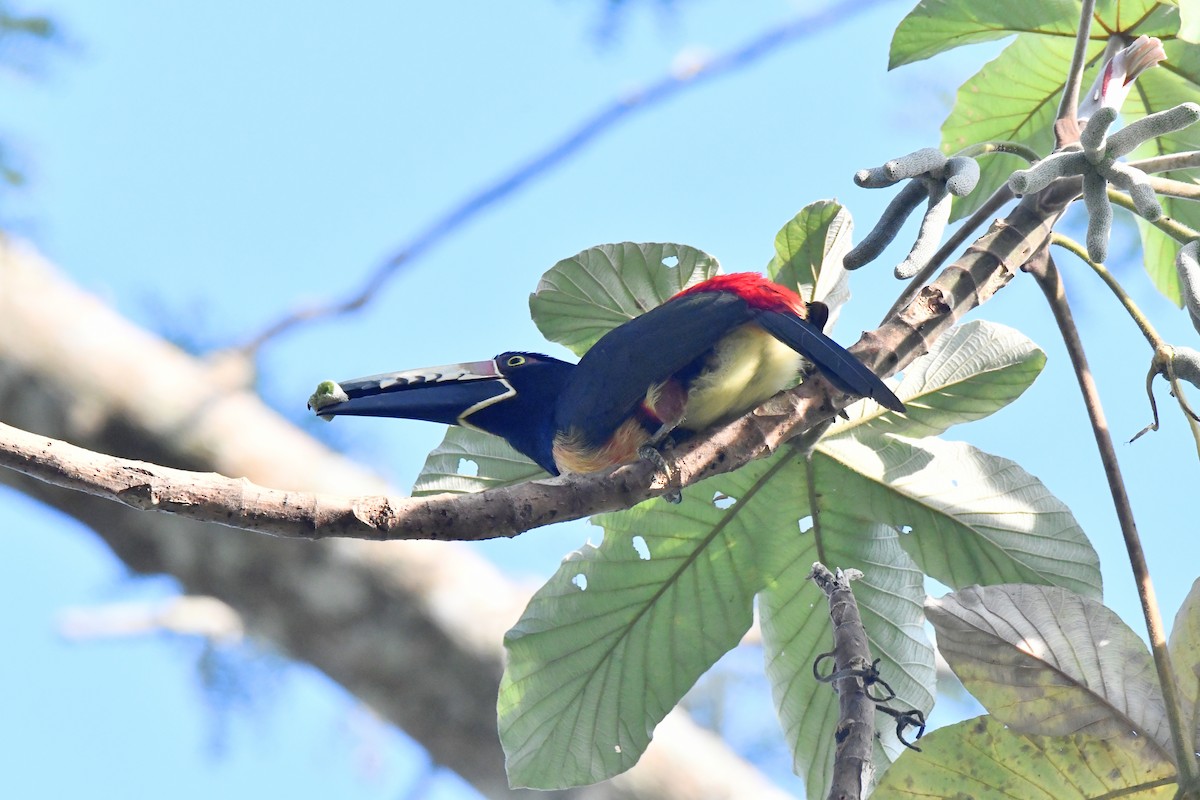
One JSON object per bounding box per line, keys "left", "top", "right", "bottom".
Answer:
{"left": 1078, "top": 35, "right": 1167, "bottom": 121}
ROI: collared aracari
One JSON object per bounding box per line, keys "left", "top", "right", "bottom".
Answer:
{"left": 309, "top": 272, "right": 903, "bottom": 476}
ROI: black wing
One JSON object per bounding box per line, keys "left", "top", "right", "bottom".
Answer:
{"left": 753, "top": 309, "right": 904, "bottom": 412}
{"left": 554, "top": 291, "right": 754, "bottom": 447}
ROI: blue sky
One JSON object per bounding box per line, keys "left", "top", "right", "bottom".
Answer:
{"left": 3, "top": 2, "right": 1198, "bottom": 798}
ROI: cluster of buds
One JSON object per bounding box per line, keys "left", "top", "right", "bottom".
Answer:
{"left": 843, "top": 148, "right": 980, "bottom": 278}
{"left": 1009, "top": 102, "right": 1200, "bottom": 262}
{"left": 1007, "top": 35, "right": 1196, "bottom": 263}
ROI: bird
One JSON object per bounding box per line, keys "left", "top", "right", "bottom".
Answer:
{"left": 308, "top": 272, "right": 904, "bottom": 476}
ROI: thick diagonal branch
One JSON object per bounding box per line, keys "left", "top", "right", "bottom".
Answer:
{"left": 0, "top": 185, "right": 1074, "bottom": 544}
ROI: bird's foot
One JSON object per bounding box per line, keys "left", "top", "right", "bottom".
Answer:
{"left": 638, "top": 444, "right": 682, "bottom": 504}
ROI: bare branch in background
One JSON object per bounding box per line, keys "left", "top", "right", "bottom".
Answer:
{"left": 239, "top": 0, "right": 892, "bottom": 355}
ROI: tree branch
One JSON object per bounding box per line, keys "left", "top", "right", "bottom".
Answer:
{"left": 0, "top": 183, "right": 1077, "bottom": 546}
{"left": 0, "top": 239, "right": 793, "bottom": 800}
{"left": 239, "top": 0, "right": 892, "bottom": 354}
{"left": 1025, "top": 249, "right": 1200, "bottom": 788}
{"left": 809, "top": 563, "right": 875, "bottom": 800}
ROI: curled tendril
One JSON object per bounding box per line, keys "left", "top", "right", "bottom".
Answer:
{"left": 846, "top": 148, "right": 980, "bottom": 278}
{"left": 1132, "top": 344, "right": 1200, "bottom": 442}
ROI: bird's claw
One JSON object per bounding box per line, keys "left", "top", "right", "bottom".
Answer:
{"left": 638, "top": 444, "right": 682, "bottom": 504}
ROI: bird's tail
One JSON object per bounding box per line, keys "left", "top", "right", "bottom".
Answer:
{"left": 755, "top": 310, "right": 905, "bottom": 412}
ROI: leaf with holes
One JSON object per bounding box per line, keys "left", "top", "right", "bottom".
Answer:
{"left": 528, "top": 242, "right": 721, "bottom": 356}
{"left": 839, "top": 319, "right": 1045, "bottom": 439}
{"left": 412, "top": 426, "right": 544, "bottom": 496}
{"left": 874, "top": 715, "right": 1177, "bottom": 799}
{"left": 927, "top": 584, "right": 1173, "bottom": 761}
{"left": 815, "top": 435, "right": 1101, "bottom": 597}
{"left": 498, "top": 454, "right": 802, "bottom": 789}
{"left": 766, "top": 200, "right": 853, "bottom": 327}
{"left": 761, "top": 518, "right": 934, "bottom": 800}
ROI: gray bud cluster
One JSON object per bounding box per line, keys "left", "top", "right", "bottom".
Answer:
{"left": 846, "top": 148, "right": 981, "bottom": 279}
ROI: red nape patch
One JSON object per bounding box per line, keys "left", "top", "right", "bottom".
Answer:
{"left": 672, "top": 273, "right": 804, "bottom": 314}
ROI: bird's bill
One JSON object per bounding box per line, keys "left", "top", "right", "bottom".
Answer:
{"left": 308, "top": 359, "right": 514, "bottom": 426}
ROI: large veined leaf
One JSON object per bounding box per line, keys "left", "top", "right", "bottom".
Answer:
{"left": 497, "top": 315, "right": 1056, "bottom": 793}
{"left": 498, "top": 455, "right": 800, "bottom": 789}
{"left": 874, "top": 715, "right": 1177, "bottom": 799}
{"left": 928, "top": 584, "right": 1173, "bottom": 761}
{"left": 1168, "top": 578, "right": 1200, "bottom": 754}
{"left": 761, "top": 515, "right": 934, "bottom": 800}
{"left": 919, "top": 0, "right": 1187, "bottom": 289}
{"left": 889, "top": 0, "right": 1079, "bottom": 68}
{"left": 765, "top": 200, "right": 853, "bottom": 327}
{"left": 412, "top": 426, "right": 544, "bottom": 496}
{"left": 816, "top": 435, "right": 1101, "bottom": 597}
{"left": 839, "top": 319, "right": 1046, "bottom": 439}
{"left": 942, "top": 33, "right": 1086, "bottom": 219}
{"left": 528, "top": 242, "right": 720, "bottom": 356}
{"left": 496, "top": 309, "right": 1088, "bottom": 790}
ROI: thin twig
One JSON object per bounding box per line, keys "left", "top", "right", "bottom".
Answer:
{"left": 1050, "top": 233, "right": 1164, "bottom": 349}
{"left": 1144, "top": 175, "right": 1200, "bottom": 201}
{"left": 1053, "top": 234, "right": 1200, "bottom": 463}
{"left": 1056, "top": 0, "right": 1097, "bottom": 124}
{"left": 1129, "top": 150, "right": 1200, "bottom": 174}
{"left": 953, "top": 140, "right": 1042, "bottom": 164}
{"left": 1024, "top": 249, "right": 1199, "bottom": 787}
{"left": 1108, "top": 187, "right": 1200, "bottom": 243}
{"left": 239, "top": 0, "right": 893, "bottom": 355}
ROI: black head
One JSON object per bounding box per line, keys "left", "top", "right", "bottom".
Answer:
{"left": 309, "top": 351, "right": 575, "bottom": 475}
{"left": 463, "top": 352, "right": 574, "bottom": 475}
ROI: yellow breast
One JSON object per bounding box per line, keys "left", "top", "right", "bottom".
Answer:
{"left": 679, "top": 324, "right": 803, "bottom": 431}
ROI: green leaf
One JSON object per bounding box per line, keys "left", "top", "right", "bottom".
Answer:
{"left": 943, "top": 33, "right": 1085, "bottom": 219}
{"left": 765, "top": 200, "right": 853, "bottom": 324}
{"left": 412, "top": 427, "right": 544, "bottom": 496}
{"left": 1105, "top": 0, "right": 1179, "bottom": 34}
{"left": 1168, "top": 577, "right": 1200, "bottom": 754}
{"left": 838, "top": 319, "right": 1045, "bottom": 439}
{"left": 1135, "top": 205, "right": 1192, "bottom": 306}
{"left": 498, "top": 455, "right": 798, "bottom": 789}
{"left": 889, "top": 0, "right": 1079, "bottom": 69}
{"left": 874, "top": 715, "right": 1177, "bottom": 799}
{"left": 815, "top": 435, "right": 1102, "bottom": 597}
{"left": 761, "top": 516, "right": 934, "bottom": 800}
{"left": 528, "top": 242, "right": 721, "bottom": 356}
{"left": 928, "top": 584, "right": 1174, "bottom": 761}
{"left": 1183, "top": 0, "right": 1200, "bottom": 42}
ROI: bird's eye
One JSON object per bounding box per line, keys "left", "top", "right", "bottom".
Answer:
{"left": 506, "top": 355, "right": 526, "bottom": 368}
